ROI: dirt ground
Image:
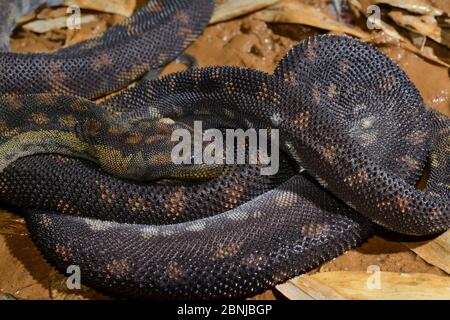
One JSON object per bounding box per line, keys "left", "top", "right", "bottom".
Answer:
{"left": 0, "top": 2, "right": 449, "bottom": 300}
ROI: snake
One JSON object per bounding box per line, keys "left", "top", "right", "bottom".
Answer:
{"left": 0, "top": 1, "right": 448, "bottom": 300}
{"left": 0, "top": 0, "right": 214, "bottom": 98}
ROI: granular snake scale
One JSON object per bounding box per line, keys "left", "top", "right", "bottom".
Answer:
{"left": 0, "top": 0, "right": 214, "bottom": 98}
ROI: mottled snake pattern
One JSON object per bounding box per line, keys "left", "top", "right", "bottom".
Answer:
{"left": 0, "top": 0, "right": 449, "bottom": 299}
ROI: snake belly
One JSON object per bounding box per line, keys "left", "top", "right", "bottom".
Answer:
{"left": 0, "top": 35, "right": 448, "bottom": 299}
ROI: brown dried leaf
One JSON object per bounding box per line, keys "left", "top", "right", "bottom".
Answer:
{"left": 49, "top": 270, "right": 110, "bottom": 300}
{"left": 277, "top": 271, "right": 450, "bottom": 300}
{"left": 210, "top": 0, "right": 281, "bottom": 24}
{"left": 64, "top": 0, "right": 137, "bottom": 17}
{"left": 37, "top": 7, "right": 70, "bottom": 19}
{"left": 0, "top": 210, "right": 27, "bottom": 236}
{"left": 254, "top": 0, "right": 370, "bottom": 39}
{"left": 22, "top": 15, "right": 97, "bottom": 33}
{"left": 389, "top": 10, "right": 450, "bottom": 48}
{"left": 348, "top": 0, "right": 449, "bottom": 67}
{"left": 409, "top": 31, "right": 427, "bottom": 49}
{"left": 248, "top": 290, "right": 278, "bottom": 300}
{"left": 351, "top": 0, "right": 416, "bottom": 41}
{"left": 403, "top": 230, "right": 450, "bottom": 275}
{"left": 373, "top": 0, "right": 443, "bottom": 16}
{"left": 17, "top": 12, "right": 37, "bottom": 25}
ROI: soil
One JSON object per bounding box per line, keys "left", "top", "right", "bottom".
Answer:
{"left": 0, "top": 3, "right": 448, "bottom": 300}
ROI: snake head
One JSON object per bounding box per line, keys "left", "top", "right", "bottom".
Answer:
{"left": 84, "top": 117, "right": 223, "bottom": 182}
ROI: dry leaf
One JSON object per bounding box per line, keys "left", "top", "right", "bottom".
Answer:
{"left": 64, "top": 0, "right": 136, "bottom": 17}
{"left": 210, "top": 0, "right": 280, "bottom": 24}
{"left": 373, "top": 0, "right": 443, "bottom": 16}
{"left": 254, "top": 0, "right": 370, "bottom": 39}
{"left": 22, "top": 15, "right": 97, "bottom": 33}
{"left": 403, "top": 230, "right": 450, "bottom": 275}
{"left": 49, "top": 270, "right": 110, "bottom": 300}
{"left": 389, "top": 11, "right": 450, "bottom": 48}
{"left": 409, "top": 31, "right": 427, "bottom": 49}
{"left": 350, "top": 0, "right": 415, "bottom": 41}
{"left": 17, "top": 12, "right": 37, "bottom": 25}
{"left": 274, "top": 281, "right": 317, "bottom": 300}
{"left": 248, "top": 290, "right": 278, "bottom": 300}
{"left": 277, "top": 271, "right": 450, "bottom": 300}
{"left": 0, "top": 210, "right": 27, "bottom": 236}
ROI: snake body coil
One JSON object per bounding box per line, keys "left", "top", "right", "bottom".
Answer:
{"left": 0, "top": 1, "right": 448, "bottom": 300}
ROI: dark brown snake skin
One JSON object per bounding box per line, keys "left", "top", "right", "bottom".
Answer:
{"left": 0, "top": 2, "right": 448, "bottom": 300}
{"left": 0, "top": 0, "right": 214, "bottom": 98}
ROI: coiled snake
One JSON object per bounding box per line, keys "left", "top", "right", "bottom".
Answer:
{"left": 0, "top": 1, "right": 448, "bottom": 299}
